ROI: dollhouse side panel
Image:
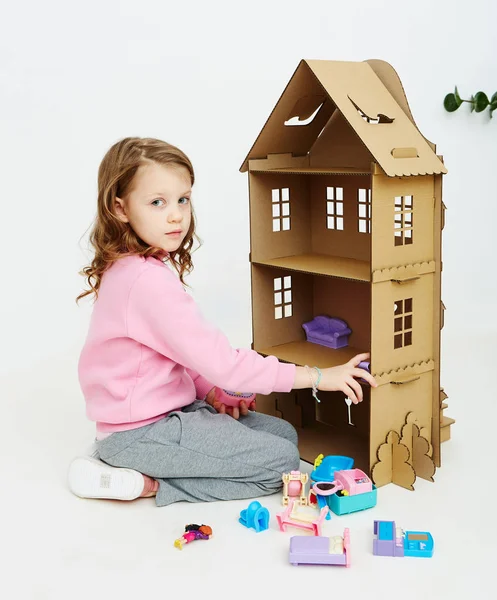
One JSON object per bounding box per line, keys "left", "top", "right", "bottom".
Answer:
{"left": 371, "top": 173, "right": 434, "bottom": 271}
{"left": 431, "top": 173, "right": 444, "bottom": 467}
{"left": 249, "top": 173, "right": 311, "bottom": 262}
{"left": 309, "top": 174, "right": 371, "bottom": 262}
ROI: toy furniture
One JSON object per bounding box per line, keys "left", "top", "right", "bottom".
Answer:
{"left": 276, "top": 498, "right": 329, "bottom": 536}
{"left": 282, "top": 470, "right": 309, "bottom": 506}
{"left": 302, "top": 315, "right": 352, "bottom": 349}
{"left": 289, "top": 530, "right": 351, "bottom": 566}
{"left": 239, "top": 501, "right": 270, "bottom": 533}
{"left": 373, "top": 520, "right": 434, "bottom": 558}
{"left": 310, "top": 454, "right": 354, "bottom": 483}
{"left": 311, "top": 468, "right": 377, "bottom": 516}
{"left": 241, "top": 58, "right": 455, "bottom": 489}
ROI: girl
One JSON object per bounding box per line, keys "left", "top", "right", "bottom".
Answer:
{"left": 68, "top": 137, "right": 376, "bottom": 507}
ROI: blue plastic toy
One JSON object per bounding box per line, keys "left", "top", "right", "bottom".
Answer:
{"left": 310, "top": 455, "right": 354, "bottom": 483}
{"left": 310, "top": 455, "right": 354, "bottom": 520}
{"left": 239, "top": 501, "right": 270, "bottom": 533}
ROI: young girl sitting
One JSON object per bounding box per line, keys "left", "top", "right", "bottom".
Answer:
{"left": 68, "top": 137, "right": 376, "bottom": 507}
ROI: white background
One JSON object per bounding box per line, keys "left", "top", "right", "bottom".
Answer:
{"left": 1, "top": 1, "right": 496, "bottom": 598}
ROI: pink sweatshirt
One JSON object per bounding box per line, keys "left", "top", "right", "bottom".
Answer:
{"left": 78, "top": 255, "right": 296, "bottom": 433}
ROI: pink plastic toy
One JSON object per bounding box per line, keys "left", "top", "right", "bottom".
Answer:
{"left": 282, "top": 471, "right": 309, "bottom": 506}
{"left": 214, "top": 388, "right": 256, "bottom": 408}
{"left": 276, "top": 498, "right": 329, "bottom": 536}
{"left": 312, "top": 468, "right": 372, "bottom": 498}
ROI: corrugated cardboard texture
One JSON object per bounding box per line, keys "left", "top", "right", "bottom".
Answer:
{"left": 243, "top": 58, "right": 448, "bottom": 481}
{"left": 241, "top": 59, "right": 447, "bottom": 177}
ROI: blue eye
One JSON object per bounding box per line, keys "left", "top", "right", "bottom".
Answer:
{"left": 179, "top": 197, "right": 190, "bottom": 205}
{"left": 151, "top": 198, "right": 165, "bottom": 207}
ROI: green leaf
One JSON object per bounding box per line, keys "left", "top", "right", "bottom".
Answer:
{"left": 454, "top": 86, "right": 462, "bottom": 105}
{"left": 491, "top": 92, "right": 497, "bottom": 105}
{"left": 490, "top": 100, "right": 497, "bottom": 119}
{"left": 444, "top": 93, "right": 460, "bottom": 112}
{"left": 470, "top": 95, "right": 475, "bottom": 112}
{"left": 474, "top": 91, "right": 489, "bottom": 113}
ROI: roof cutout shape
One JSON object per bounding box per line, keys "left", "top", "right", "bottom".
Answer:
{"left": 240, "top": 59, "right": 447, "bottom": 177}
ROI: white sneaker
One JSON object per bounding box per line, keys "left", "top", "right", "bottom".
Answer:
{"left": 68, "top": 456, "right": 144, "bottom": 501}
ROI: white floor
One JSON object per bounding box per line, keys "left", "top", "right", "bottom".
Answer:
{"left": 3, "top": 329, "right": 495, "bottom": 600}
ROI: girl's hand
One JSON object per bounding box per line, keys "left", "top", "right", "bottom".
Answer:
{"left": 318, "top": 353, "right": 377, "bottom": 404}
{"left": 205, "top": 387, "right": 256, "bottom": 420}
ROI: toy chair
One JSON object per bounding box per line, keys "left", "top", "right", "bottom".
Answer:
{"left": 239, "top": 501, "right": 270, "bottom": 533}
{"left": 282, "top": 470, "right": 309, "bottom": 506}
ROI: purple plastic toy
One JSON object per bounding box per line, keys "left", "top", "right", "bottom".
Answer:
{"left": 302, "top": 316, "right": 352, "bottom": 349}
{"left": 289, "top": 531, "right": 351, "bottom": 567}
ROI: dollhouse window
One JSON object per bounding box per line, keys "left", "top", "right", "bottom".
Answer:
{"left": 326, "top": 187, "right": 344, "bottom": 230}
{"left": 358, "top": 188, "right": 371, "bottom": 233}
{"left": 394, "top": 298, "right": 413, "bottom": 349}
{"left": 394, "top": 196, "right": 414, "bottom": 246}
{"left": 274, "top": 276, "right": 292, "bottom": 320}
{"left": 272, "top": 188, "right": 291, "bottom": 232}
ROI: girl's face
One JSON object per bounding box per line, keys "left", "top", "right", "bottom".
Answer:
{"left": 115, "top": 161, "right": 192, "bottom": 253}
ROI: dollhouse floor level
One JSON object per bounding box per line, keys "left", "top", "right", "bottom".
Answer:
{"left": 252, "top": 254, "right": 370, "bottom": 282}
{"left": 257, "top": 341, "right": 365, "bottom": 370}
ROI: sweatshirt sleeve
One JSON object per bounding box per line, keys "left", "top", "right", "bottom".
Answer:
{"left": 126, "top": 265, "right": 296, "bottom": 395}
{"left": 184, "top": 368, "right": 215, "bottom": 400}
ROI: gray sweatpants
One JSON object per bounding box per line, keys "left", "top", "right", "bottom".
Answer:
{"left": 97, "top": 400, "right": 300, "bottom": 506}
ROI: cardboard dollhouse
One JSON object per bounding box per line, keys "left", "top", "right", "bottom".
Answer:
{"left": 240, "top": 59, "right": 455, "bottom": 490}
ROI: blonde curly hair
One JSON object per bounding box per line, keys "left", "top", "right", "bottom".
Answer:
{"left": 77, "top": 137, "right": 199, "bottom": 302}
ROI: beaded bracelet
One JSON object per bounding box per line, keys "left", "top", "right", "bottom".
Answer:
{"left": 305, "top": 365, "right": 322, "bottom": 403}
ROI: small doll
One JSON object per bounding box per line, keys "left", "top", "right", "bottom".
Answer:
{"left": 174, "top": 524, "right": 213, "bottom": 550}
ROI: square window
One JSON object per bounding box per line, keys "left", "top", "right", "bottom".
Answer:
{"left": 284, "top": 276, "right": 292, "bottom": 288}
{"left": 272, "top": 204, "right": 280, "bottom": 218}
{"left": 405, "top": 298, "right": 412, "bottom": 312}
{"left": 281, "top": 188, "right": 290, "bottom": 202}
{"left": 336, "top": 187, "right": 343, "bottom": 201}
{"left": 327, "top": 201, "right": 334, "bottom": 215}
{"left": 284, "top": 304, "right": 292, "bottom": 318}
{"left": 336, "top": 203, "right": 343, "bottom": 216}
{"left": 394, "top": 317, "right": 403, "bottom": 332}
{"left": 274, "top": 278, "right": 282, "bottom": 291}
{"left": 327, "top": 216, "right": 335, "bottom": 229}
{"left": 395, "top": 196, "right": 403, "bottom": 209}
{"left": 337, "top": 217, "right": 344, "bottom": 230}
{"left": 284, "top": 290, "right": 292, "bottom": 303}
{"left": 275, "top": 306, "right": 282, "bottom": 320}
{"left": 359, "top": 220, "right": 367, "bottom": 233}
{"left": 359, "top": 205, "right": 367, "bottom": 218}
{"left": 358, "top": 188, "right": 366, "bottom": 202}
{"left": 327, "top": 187, "right": 334, "bottom": 200}
{"left": 404, "top": 331, "right": 412, "bottom": 346}
{"left": 394, "top": 334, "right": 403, "bottom": 349}
{"left": 395, "top": 300, "right": 403, "bottom": 315}
{"left": 282, "top": 217, "right": 291, "bottom": 231}
{"left": 282, "top": 202, "right": 290, "bottom": 216}
{"left": 404, "top": 195, "right": 412, "bottom": 207}
{"left": 404, "top": 315, "right": 412, "bottom": 329}
{"left": 273, "top": 219, "right": 281, "bottom": 232}
{"left": 272, "top": 189, "right": 280, "bottom": 203}
{"left": 274, "top": 292, "right": 282, "bottom": 305}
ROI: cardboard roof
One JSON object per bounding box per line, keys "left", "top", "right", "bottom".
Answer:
{"left": 240, "top": 59, "right": 447, "bottom": 178}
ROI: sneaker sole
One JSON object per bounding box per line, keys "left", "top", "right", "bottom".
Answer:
{"left": 68, "top": 456, "right": 144, "bottom": 501}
